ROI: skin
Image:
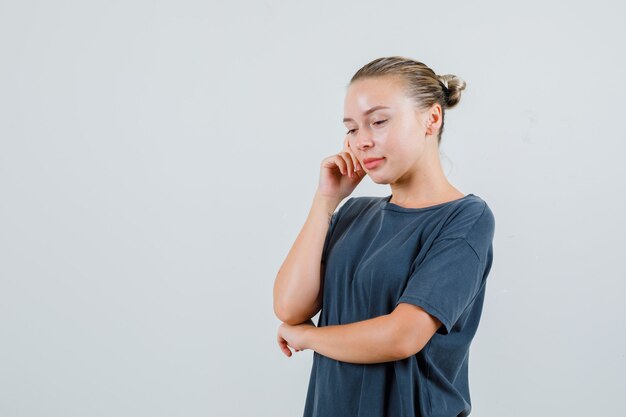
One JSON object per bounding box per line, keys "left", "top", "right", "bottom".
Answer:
{"left": 277, "top": 75, "right": 464, "bottom": 363}
{"left": 343, "top": 75, "right": 465, "bottom": 206}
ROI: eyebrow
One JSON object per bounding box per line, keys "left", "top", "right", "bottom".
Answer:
{"left": 343, "top": 106, "right": 390, "bottom": 123}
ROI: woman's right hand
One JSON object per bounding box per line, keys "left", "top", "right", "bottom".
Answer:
{"left": 316, "top": 137, "right": 366, "bottom": 201}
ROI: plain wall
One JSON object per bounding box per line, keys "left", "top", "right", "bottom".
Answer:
{"left": 1, "top": 1, "right": 624, "bottom": 416}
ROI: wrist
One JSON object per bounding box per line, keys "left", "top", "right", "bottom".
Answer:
{"left": 303, "top": 324, "right": 317, "bottom": 351}
{"left": 313, "top": 190, "right": 342, "bottom": 211}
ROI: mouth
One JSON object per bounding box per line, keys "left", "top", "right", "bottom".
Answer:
{"left": 363, "top": 157, "right": 385, "bottom": 169}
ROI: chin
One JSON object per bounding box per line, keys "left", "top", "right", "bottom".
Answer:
{"left": 366, "top": 172, "right": 391, "bottom": 185}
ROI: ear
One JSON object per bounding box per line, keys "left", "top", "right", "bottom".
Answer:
{"left": 426, "top": 104, "right": 443, "bottom": 136}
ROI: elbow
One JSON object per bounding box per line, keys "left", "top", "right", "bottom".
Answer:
{"left": 273, "top": 300, "right": 317, "bottom": 326}
{"left": 394, "top": 337, "right": 411, "bottom": 361}
{"left": 396, "top": 340, "right": 425, "bottom": 360}
{"left": 273, "top": 286, "right": 321, "bottom": 325}
{"left": 273, "top": 281, "right": 292, "bottom": 323}
{"left": 390, "top": 320, "right": 425, "bottom": 360}
{"left": 273, "top": 300, "right": 289, "bottom": 322}
{"left": 273, "top": 301, "right": 299, "bottom": 325}
{"left": 397, "top": 332, "right": 429, "bottom": 359}
{"left": 273, "top": 277, "right": 301, "bottom": 324}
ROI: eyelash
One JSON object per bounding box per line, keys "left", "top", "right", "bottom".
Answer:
{"left": 346, "top": 120, "right": 387, "bottom": 135}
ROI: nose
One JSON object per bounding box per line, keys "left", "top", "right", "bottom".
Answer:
{"left": 352, "top": 128, "right": 374, "bottom": 151}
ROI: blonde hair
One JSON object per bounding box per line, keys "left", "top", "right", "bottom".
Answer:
{"left": 349, "top": 56, "right": 466, "bottom": 145}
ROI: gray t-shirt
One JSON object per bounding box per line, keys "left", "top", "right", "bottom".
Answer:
{"left": 303, "top": 193, "right": 495, "bottom": 417}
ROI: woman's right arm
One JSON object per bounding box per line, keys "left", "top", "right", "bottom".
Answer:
{"left": 273, "top": 191, "right": 341, "bottom": 325}
{"left": 273, "top": 140, "right": 365, "bottom": 326}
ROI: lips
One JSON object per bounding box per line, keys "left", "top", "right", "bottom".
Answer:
{"left": 363, "top": 157, "right": 385, "bottom": 169}
{"left": 363, "top": 157, "right": 384, "bottom": 164}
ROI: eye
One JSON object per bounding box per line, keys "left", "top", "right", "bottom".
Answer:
{"left": 346, "top": 120, "right": 387, "bottom": 135}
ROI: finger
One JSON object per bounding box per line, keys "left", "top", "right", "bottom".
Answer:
{"left": 334, "top": 154, "right": 348, "bottom": 176}
{"left": 347, "top": 150, "right": 361, "bottom": 172}
{"left": 340, "top": 152, "right": 355, "bottom": 178}
{"left": 343, "top": 140, "right": 361, "bottom": 172}
{"left": 343, "top": 137, "right": 351, "bottom": 150}
{"left": 277, "top": 332, "right": 292, "bottom": 357}
{"left": 279, "top": 339, "right": 292, "bottom": 357}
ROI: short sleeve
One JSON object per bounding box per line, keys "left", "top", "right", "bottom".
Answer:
{"left": 320, "top": 197, "right": 352, "bottom": 265}
{"left": 396, "top": 237, "right": 485, "bottom": 335}
{"left": 321, "top": 211, "right": 339, "bottom": 265}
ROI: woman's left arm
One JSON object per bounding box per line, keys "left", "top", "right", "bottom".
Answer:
{"left": 277, "top": 304, "right": 441, "bottom": 364}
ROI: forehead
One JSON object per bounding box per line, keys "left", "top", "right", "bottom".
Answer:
{"left": 343, "top": 76, "right": 410, "bottom": 118}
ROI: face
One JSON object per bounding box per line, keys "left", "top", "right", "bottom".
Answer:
{"left": 343, "top": 76, "right": 440, "bottom": 184}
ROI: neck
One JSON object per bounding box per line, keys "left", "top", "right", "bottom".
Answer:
{"left": 388, "top": 153, "right": 463, "bottom": 206}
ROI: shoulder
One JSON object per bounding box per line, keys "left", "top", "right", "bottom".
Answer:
{"left": 439, "top": 196, "right": 495, "bottom": 260}
{"left": 336, "top": 195, "right": 382, "bottom": 217}
{"left": 327, "top": 196, "right": 385, "bottom": 233}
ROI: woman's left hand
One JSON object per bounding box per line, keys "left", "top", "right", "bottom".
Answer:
{"left": 277, "top": 319, "right": 316, "bottom": 357}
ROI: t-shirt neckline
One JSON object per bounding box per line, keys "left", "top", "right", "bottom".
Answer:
{"left": 381, "top": 193, "right": 475, "bottom": 213}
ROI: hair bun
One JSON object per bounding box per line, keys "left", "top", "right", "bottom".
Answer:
{"left": 438, "top": 75, "right": 450, "bottom": 90}
{"left": 437, "top": 74, "right": 466, "bottom": 109}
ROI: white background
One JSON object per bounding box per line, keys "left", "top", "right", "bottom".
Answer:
{"left": 1, "top": 1, "right": 624, "bottom": 416}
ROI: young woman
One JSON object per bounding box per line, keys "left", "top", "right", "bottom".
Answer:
{"left": 273, "top": 56, "right": 495, "bottom": 417}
